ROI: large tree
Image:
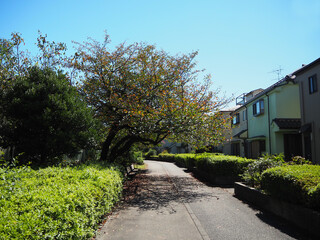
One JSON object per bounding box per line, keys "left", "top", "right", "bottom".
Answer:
{"left": 71, "top": 35, "right": 230, "bottom": 163}
{"left": 0, "top": 66, "right": 98, "bottom": 165}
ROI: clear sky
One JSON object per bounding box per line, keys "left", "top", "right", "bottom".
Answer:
{"left": 1, "top": 0, "right": 320, "bottom": 106}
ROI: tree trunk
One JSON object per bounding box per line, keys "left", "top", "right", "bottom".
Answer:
{"left": 100, "top": 126, "right": 118, "bottom": 161}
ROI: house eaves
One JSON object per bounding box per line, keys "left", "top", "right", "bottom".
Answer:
{"left": 272, "top": 118, "right": 301, "bottom": 129}
{"left": 290, "top": 57, "right": 320, "bottom": 77}
{"left": 231, "top": 57, "right": 320, "bottom": 114}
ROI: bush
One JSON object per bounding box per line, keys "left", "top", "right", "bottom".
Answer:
{"left": 0, "top": 163, "right": 123, "bottom": 239}
{"left": 130, "top": 151, "right": 144, "bottom": 165}
{"left": 173, "top": 154, "right": 196, "bottom": 170}
{"left": 242, "top": 154, "right": 284, "bottom": 187}
{"left": 195, "top": 154, "right": 254, "bottom": 178}
{"left": 144, "top": 149, "right": 157, "bottom": 158}
{"left": 261, "top": 165, "right": 320, "bottom": 210}
{"left": 157, "top": 153, "right": 176, "bottom": 162}
{"left": 287, "top": 155, "right": 311, "bottom": 165}
{"left": 157, "top": 152, "right": 253, "bottom": 178}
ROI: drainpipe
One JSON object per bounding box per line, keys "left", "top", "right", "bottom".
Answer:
{"left": 266, "top": 93, "right": 271, "bottom": 154}
{"left": 245, "top": 105, "right": 248, "bottom": 157}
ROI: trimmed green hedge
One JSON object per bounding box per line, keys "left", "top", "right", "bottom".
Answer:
{"left": 0, "top": 163, "right": 123, "bottom": 239}
{"left": 261, "top": 165, "right": 320, "bottom": 211}
{"left": 158, "top": 153, "right": 254, "bottom": 178}
{"left": 158, "top": 153, "right": 176, "bottom": 162}
{"left": 195, "top": 154, "right": 254, "bottom": 177}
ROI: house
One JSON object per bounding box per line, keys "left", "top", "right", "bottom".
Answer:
{"left": 294, "top": 58, "right": 320, "bottom": 164}
{"left": 231, "top": 89, "right": 264, "bottom": 156}
{"left": 214, "top": 106, "right": 240, "bottom": 155}
{"left": 156, "top": 139, "right": 191, "bottom": 154}
{"left": 231, "top": 77, "right": 301, "bottom": 159}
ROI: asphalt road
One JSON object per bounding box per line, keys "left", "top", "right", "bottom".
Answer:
{"left": 96, "top": 160, "right": 313, "bottom": 240}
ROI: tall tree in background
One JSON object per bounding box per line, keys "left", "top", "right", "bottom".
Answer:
{"left": 71, "top": 34, "right": 230, "bottom": 163}
{"left": 0, "top": 67, "right": 98, "bottom": 165}
{"left": 0, "top": 33, "right": 98, "bottom": 165}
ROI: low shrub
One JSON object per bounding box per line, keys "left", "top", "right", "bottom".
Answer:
{"left": 130, "top": 151, "right": 144, "bottom": 165}
{"left": 261, "top": 165, "right": 320, "bottom": 211}
{"left": 195, "top": 154, "right": 254, "bottom": 178}
{"left": 242, "top": 154, "right": 284, "bottom": 187}
{"left": 157, "top": 152, "right": 253, "bottom": 179}
{"left": 0, "top": 163, "right": 123, "bottom": 239}
{"left": 157, "top": 153, "right": 175, "bottom": 162}
{"left": 173, "top": 154, "right": 196, "bottom": 170}
{"left": 144, "top": 149, "right": 157, "bottom": 158}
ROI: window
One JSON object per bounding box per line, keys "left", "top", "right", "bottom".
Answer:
{"left": 232, "top": 113, "right": 240, "bottom": 125}
{"left": 253, "top": 99, "right": 264, "bottom": 116}
{"left": 242, "top": 109, "right": 247, "bottom": 121}
{"left": 309, "top": 74, "right": 318, "bottom": 94}
{"left": 259, "top": 140, "right": 266, "bottom": 152}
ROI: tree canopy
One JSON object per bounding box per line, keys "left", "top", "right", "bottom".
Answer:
{"left": 0, "top": 66, "right": 98, "bottom": 165}
{"left": 70, "top": 34, "right": 230, "bottom": 163}
{"left": 1, "top": 32, "right": 231, "bottom": 165}
{"left": 0, "top": 33, "right": 98, "bottom": 165}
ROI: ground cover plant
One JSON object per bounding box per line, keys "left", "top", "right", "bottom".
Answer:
{"left": 0, "top": 162, "right": 123, "bottom": 239}
{"left": 261, "top": 164, "right": 320, "bottom": 211}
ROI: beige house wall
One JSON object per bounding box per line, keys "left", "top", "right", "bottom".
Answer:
{"left": 296, "top": 62, "right": 320, "bottom": 164}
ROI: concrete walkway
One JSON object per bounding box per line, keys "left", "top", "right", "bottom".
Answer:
{"left": 96, "top": 160, "right": 312, "bottom": 240}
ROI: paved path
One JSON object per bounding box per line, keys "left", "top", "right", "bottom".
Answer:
{"left": 96, "top": 160, "right": 312, "bottom": 240}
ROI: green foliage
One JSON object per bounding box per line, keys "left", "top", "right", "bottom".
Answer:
{"left": 261, "top": 165, "right": 320, "bottom": 210}
{"left": 130, "top": 150, "right": 144, "bottom": 165}
{"left": 174, "top": 153, "right": 196, "bottom": 170}
{"left": 144, "top": 149, "right": 157, "bottom": 158}
{"left": 242, "top": 154, "right": 284, "bottom": 187}
{"left": 195, "top": 154, "right": 254, "bottom": 177}
{"left": 288, "top": 155, "right": 311, "bottom": 165}
{"left": 0, "top": 163, "right": 123, "bottom": 239}
{"left": 71, "top": 33, "right": 230, "bottom": 163}
{"left": 158, "top": 152, "right": 253, "bottom": 177}
{"left": 0, "top": 67, "right": 98, "bottom": 165}
{"left": 157, "top": 153, "right": 176, "bottom": 162}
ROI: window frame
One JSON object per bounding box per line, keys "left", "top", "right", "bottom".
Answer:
{"left": 232, "top": 113, "right": 240, "bottom": 125}
{"left": 242, "top": 109, "right": 247, "bottom": 121}
{"left": 253, "top": 99, "right": 264, "bottom": 116}
{"left": 309, "top": 74, "right": 318, "bottom": 94}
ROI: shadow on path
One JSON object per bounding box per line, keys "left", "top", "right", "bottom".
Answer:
{"left": 121, "top": 170, "right": 219, "bottom": 213}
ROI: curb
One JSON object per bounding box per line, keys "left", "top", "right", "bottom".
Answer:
{"left": 234, "top": 182, "right": 320, "bottom": 238}
{"left": 192, "top": 168, "right": 239, "bottom": 185}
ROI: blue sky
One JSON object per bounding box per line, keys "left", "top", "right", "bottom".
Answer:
{"left": 1, "top": 0, "right": 320, "bottom": 106}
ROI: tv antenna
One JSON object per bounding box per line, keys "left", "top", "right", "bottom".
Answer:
{"left": 269, "top": 66, "right": 284, "bottom": 81}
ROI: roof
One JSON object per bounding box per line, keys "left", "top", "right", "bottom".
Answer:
{"left": 300, "top": 123, "right": 312, "bottom": 133}
{"left": 273, "top": 118, "right": 301, "bottom": 129}
{"left": 220, "top": 105, "right": 240, "bottom": 112}
{"left": 233, "top": 129, "right": 247, "bottom": 138}
{"left": 232, "top": 57, "right": 320, "bottom": 113}
{"left": 290, "top": 57, "right": 320, "bottom": 76}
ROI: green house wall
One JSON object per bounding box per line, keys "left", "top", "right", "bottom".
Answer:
{"left": 247, "top": 82, "right": 300, "bottom": 156}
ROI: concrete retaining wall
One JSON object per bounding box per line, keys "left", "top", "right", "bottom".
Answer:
{"left": 193, "top": 168, "right": 239, "bottom": 185}
{"left": 234, "top": 182, "right": 320, "bottom": 238}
